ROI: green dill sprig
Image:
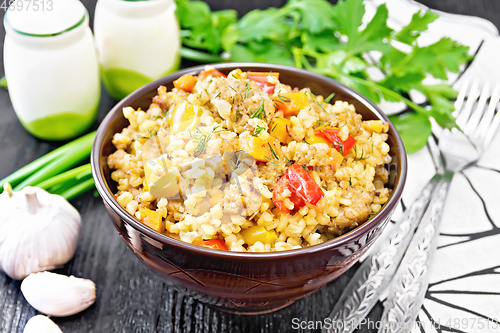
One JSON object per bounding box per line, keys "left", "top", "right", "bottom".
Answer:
{"left": 276, "top": 94, "right": 291, "bottom": 104}
{"left": 268, "top": 143, "right": 279, "bottom": 161}
{"left": 353, "top": 145, "right": 369, "bottom": 161}
{"left": 324, "top": 92, "right": 335, "bottom": 103}
{"left": 316, "top": 120, "right": 327, "bottom": 127}
{"left": 253, "top": 125, "right": 266, "bottom": 137}
{"left": 245, "top": 82, "right": 251, "bottom": 99}
{"left": 271, "top": 122, "right": 278, "bottom": 131}
{"left": 303, "top": 139, "right": 311, "bottom": 145}
{"left": 308, "top": 91, "right": 326, "bottom": 112}
{"left": 137, "top": 129, "right": 158, "bottom": 140}
{"left": 368, "top": 212, "right": 377, "bottom": 220}
{"left": 332, "top": 140, "right": 345, "bottom": 156}
{"left": 192, "top": 125, "right": 229, "bottom": 157}
{"left": 214, "top": 92, "right": 221, "bottom": 99}
{"left": 250, "top": 98, "right": 266, "bottom": 119}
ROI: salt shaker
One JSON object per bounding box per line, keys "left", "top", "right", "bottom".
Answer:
{"left": 3, "top": 0, "right": 101, "bottom": 141}
{"left": 94, "top": 0, "right": 181, "bottom": 100}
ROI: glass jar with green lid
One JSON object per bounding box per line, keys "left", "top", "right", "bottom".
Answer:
{"left": 3, "top": 0, "right": 101, "bottom": 141}
{"left": 94, "top": 0, "right": 181, "bottom": 100}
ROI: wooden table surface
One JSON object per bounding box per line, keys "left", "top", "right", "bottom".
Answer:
{"left": 0, "top": 1, "right": 497, "bottom": 332}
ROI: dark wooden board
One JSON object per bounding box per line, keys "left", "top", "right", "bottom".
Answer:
{"left": 0, "top": 1, "right": 496, "bottom": 332}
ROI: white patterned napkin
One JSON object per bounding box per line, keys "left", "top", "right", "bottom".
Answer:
{"left": 361, "top": 1, "right": 500, "bottom": 331}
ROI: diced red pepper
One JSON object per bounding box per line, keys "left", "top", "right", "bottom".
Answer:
{"left": 194, "top": 239, "right": 229, "bottom": 251}
{"left": 272, "top": 163, "right": 323, "bottom": 213}
{"left": 272, "top": 174, "right": 303, "bottom": 213}
{"left": 248, "top": 72, "right": 279, "bottom": 94}
{"left": 199, "top": 66, "right": 227, "bottom": 80}
{"left": 315, "top": 127, "right": 356, "bottom": 157}
{"left": 286, "top": 163, "right": 324, "bottom": 205}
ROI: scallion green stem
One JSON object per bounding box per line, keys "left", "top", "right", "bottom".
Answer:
{"left": 36, "top": 164, "right": 91, "bottom": 190}
{"left": 13, "top": 132, "right": 96, "bottom": 191}
{"left": 0, "top": 131, "right": 96, "bottom": 192}
{"left": 180, "top": 47, "right": 225, "bottom": 63}
{"left": 60, "top": 177, "right": 95, "bottom": 201}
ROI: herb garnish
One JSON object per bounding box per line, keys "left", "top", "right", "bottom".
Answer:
{"left": 353, "top": 145, "right": 369, "bottom": 161}
{"left": 324, "top": 92, "right": 335, "bottom": 103}
{"left": 192, "top": 125, "right": 228, "bottom": 157}
{"left": 316, "top": 120, "right": 327, "bottom": 127}
{"left": 253, "top": 125, "right": 266, "bottom": 137}
{"left": 268, "top": 143, "right": 279, "bottom": 161}
{"left": 176, "top": 0, "right": 470, "bottom": 153}
{"left": 308, "top": 91, "right": 326, "bottom": 112}
{"left": 245, "top": 82, "right": 251, "bottom": 99}
{"left": 276, "top": 94, "right": 291, "bottom": 104}
{"left": 137, "top": 129, "right": 158, "bottom": 140}
{"left": 250, "top": 98, "right": 266, "bottom": 119}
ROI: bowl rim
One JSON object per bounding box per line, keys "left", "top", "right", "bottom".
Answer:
{"left": 91, "top": 62, "right": 407, "bottom": 260}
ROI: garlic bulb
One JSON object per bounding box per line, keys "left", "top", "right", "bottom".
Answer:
{"left": 0, "top": 186, "right": 81, "bottom": 280}
{"left": 21, "top": 271, "right": 96, "bottom": 317}
{"left": 23, "top": 315, "right": 63, "bottom": 333}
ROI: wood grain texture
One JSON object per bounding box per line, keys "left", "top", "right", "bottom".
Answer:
{"left": 0, "top": 0, "right": 496, "bottom": 332}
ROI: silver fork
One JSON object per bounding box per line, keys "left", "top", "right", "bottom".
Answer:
{"left": 322, "top": 80, "right": 500, "bottom": 333}
{"left": 377, "top": 79, "right": 500, "bottom": 333}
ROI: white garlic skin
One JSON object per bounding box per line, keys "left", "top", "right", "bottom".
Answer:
{"left": 0, "top": 186, "right": 81, "bottom": 280}
{"left": 23, "top": 315, "right": 63, "bottom": 333}
{"left": 21, "top": 271, "right": 96, "bottom": 317}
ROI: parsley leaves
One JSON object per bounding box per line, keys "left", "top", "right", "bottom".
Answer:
{"left": 176, "top": 0, "right": 471, "bottom": 153}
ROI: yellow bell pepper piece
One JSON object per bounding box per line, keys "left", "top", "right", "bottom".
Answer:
{"left": 239, "top": 136, "right": 270, "bottom": 162}
{"left": 270, "top": 118, "right": 291, "bottom": 143}
{"left": 241, "top": 225, "right": 277, "bottom": 246}
{"left": 143, "top": 157, "right": 179, "bottom": 198}
{"left": 307, "top": 134, "right": 331, "bottom": 145}
{"left": 169, "top": 101, "right": 201, "bottom": 134}
{"left": 139, "top": 207, "right": 164, "bottom": 232}
{"left": 274, "top": 92, "right": 308, "bottom": 117}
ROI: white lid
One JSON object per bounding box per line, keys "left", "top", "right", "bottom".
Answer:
{"left": 6, "top": 0, "right": 86, "bottom": 35}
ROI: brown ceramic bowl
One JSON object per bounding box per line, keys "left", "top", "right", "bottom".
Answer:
{"left": 91, "top": 63, "right": 407, "bottom": 315}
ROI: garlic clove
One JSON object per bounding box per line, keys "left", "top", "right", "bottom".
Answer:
{"left": 0, "top": 186, "right": 81, "bottom": 280}
{"left": 23, "top": 315, "right": 63, "bottom": 333}
{"left": 21, "top": 272, "right": 96, "bottom": 317}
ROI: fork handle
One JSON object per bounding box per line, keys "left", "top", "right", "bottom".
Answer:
{"left": 322, "top": 174, "right": 442, "bottom": 333}
{"left": 378, "top": 171, "right": 454, "bottom": 333}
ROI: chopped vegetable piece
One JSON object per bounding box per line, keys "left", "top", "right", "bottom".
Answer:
{"left": 315, "top": 127, "right": 356, "bottom": 156}
{"left": 169, "top": 101, "right": 201, "bottom": 134}
{"left": 143, "top": 157, "right": 179, "bottom": 198}
{"left": 248, "top": 72, "right": 279, "bottom": 94}
{"left": 272, "top": 175, "right": 292, "bottom": 213}
{"left": 274, "top": 93, "right": 308, "bottom": 117}
{"left": 307, "top": 134, "right": 330, "bottom": 145}
{"left": 199, "top": 66, "right": 226, "bottom": 80}
{"left": 194, "top": 239, "right": 229, "bottom": 251}
{"left": 241, "top": 225, "right": 277, "bottom": 246}
{"left": 328, "top": 149, "right": 344, "bottom": 171}
{"left": 270, "top": 118, "right": 291, "bottom": 143}
{"left": 173, "top": 74, "right": 197, "bottom": 92}
{"left": 240, "top": 136, "right": 269, "bottom": 162}
{"left": 272, "top": 163, "right": 323, "bottom": 213}
{"left": 286, "top": 163, "right": 324, "bottom": 206}
{"left": 139, "top": 207, "right": 164, "bottom": 232}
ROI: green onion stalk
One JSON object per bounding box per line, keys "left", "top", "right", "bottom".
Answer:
{"left": 0, "top": 131, "right": 97, "bottom": 200}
